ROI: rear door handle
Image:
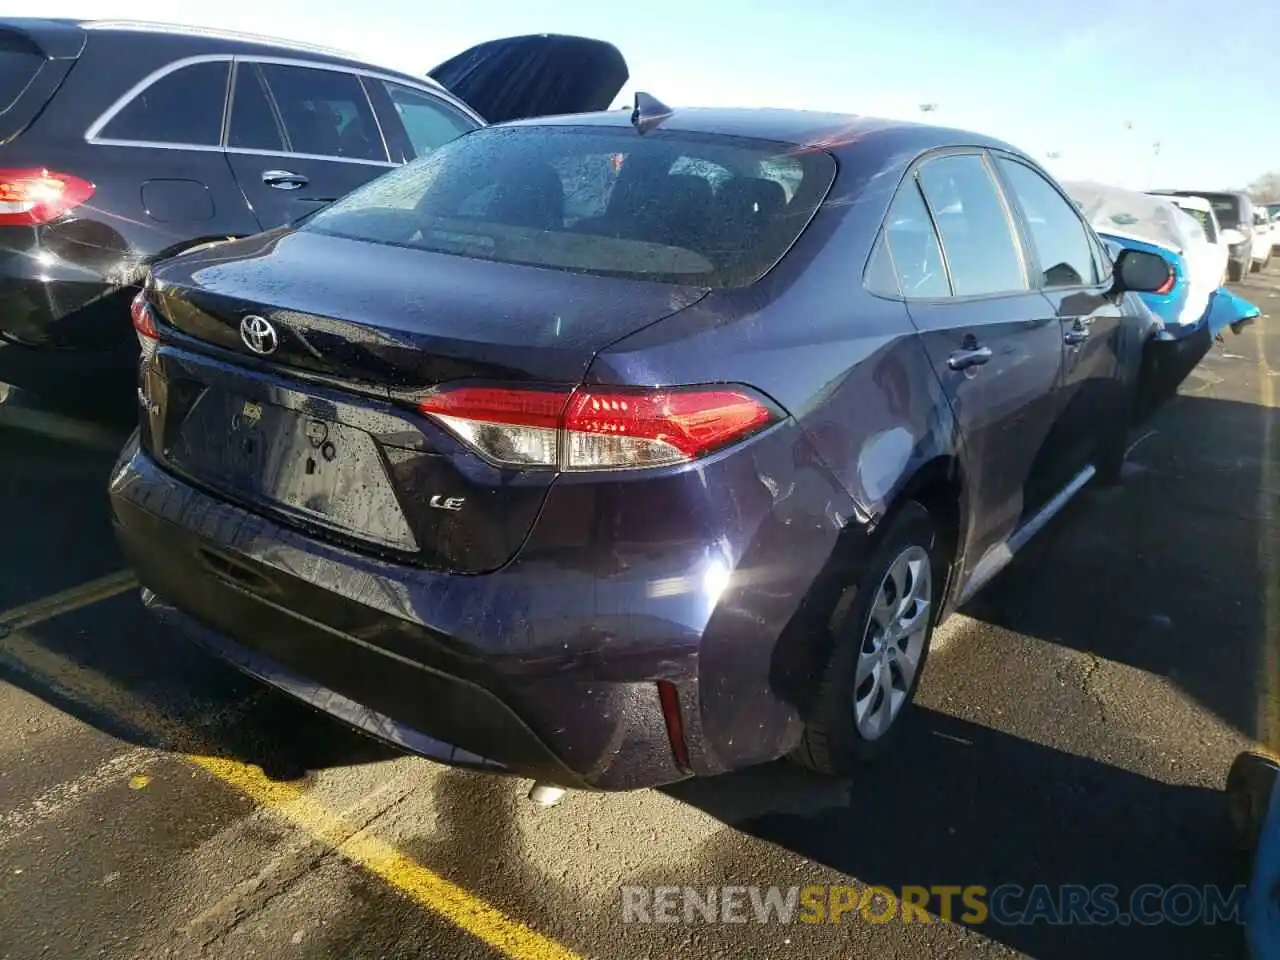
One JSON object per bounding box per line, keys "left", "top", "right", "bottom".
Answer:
{"left": 948, "top": 345, "right": 993, "bottom": 371}
{"left": 262, "top": 169, "right": 308, "bottom": 190}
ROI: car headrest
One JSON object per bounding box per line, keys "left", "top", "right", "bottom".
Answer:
{"left": 718, "top": 178, "right": 787, "bottom": 223}
{"left": 489, "top": 164, "right": 566, "bottom": 231}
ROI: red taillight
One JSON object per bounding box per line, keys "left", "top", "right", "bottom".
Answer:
{"left": 0, "top": 168, "right": 95, "bottom": 227}
{"left": 130, "top": 290, "right": 159, "bottom": 340}
{"left": 417, "top": 384, "right": 776, "bottom": 471}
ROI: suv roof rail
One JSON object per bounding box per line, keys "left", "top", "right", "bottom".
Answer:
{"left": 78, "top": 19, "right": 361, "bottom": 61}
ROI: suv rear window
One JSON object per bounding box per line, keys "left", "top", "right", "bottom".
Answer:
{"left": 1179, "top": 193, "right": 1241, "bottom": 228}
{"left": 301, "top": 125, "right": 837, "bottom": 287}
{"left": 0, "top": 40, "right": 42, "bottom": 114}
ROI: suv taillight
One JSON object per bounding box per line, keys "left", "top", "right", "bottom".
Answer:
{"left": 418, "top": 384, "right": 777, "bottom": 471}
{"left": 130, "top": 290, "right": 160, "bottom": 358}
{"left": 0, "top": 168, "right": 95, "bottom": 226}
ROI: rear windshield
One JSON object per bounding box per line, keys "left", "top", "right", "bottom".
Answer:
{"left": 1196, "top": 194, "right": 1241, "bottom": 227}
{"left": 301, "top": 125, "right": 837, "bottom": 287}
{"left": 0, "top": 42, "right": 43, "bottom": 114}
{"left": 1179, "top": 206, "right": 1217, "bottom": 242}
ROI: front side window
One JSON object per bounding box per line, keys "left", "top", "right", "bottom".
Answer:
{"left": 256, "top": 63, "right": 385, "bottom": 162}
{"left": 996, "top": 157, "right": 1099, "bottom": 288}
{"left": 100, "top": 60, "right": 230, "bottom": 146}
{"left": 379, "top": 81, "right": 476, "bottom": 158}
{"left": 916, "top": 154, "right": 1027, "bottom": 297}
{"left": 300, "top": 126, "right": 837, "bottom": 288}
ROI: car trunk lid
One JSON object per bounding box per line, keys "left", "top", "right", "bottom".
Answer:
{"left": 143, "top": 228, "right": 707, "bottom": 572}
{"left": 427, "top": 33, "right": 628, "bottom": 123}
{"left": 150, "top": 228, "right": 706, "bottom": 389}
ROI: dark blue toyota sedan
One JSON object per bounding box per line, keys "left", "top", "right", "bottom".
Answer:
{"left": 109, "top": 99, "right": 1171, "bottom": 792}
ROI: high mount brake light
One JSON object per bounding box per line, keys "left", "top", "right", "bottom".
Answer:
{"left": 0, "top": 168, "right": 95, "bottom": 227}
{"left": 418, "top": 384, "right": 776, "bottom": 471}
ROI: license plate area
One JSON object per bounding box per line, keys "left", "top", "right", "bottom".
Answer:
{"left": 165, "top": 386, "right": 419, "bottom": 553}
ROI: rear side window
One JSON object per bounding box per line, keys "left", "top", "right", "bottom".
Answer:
{"left": 256, "top": 63, "right": 385, "bottom": 162}
{"left": 917, "top": 154, "right": 1027, "bottom": 297}
{"left": 300, "top": 126, "right": 837, "bottom": 288}
{"left": 996, "top": 158, "right": 1099, "bottom": 288}
{"left": 879, "top": 180, "right": 950, "bottom": 298}
{"left": 378, "top": 81, "right": 475, "bottom": 158}
{"left": 99, "top": 60, "right": 230, "bottom": 146}
{"left": 227, "top": 64, "right": 285, "bottom": 152}
{"left": 0, "top": 38, "right": 42, "bottom": 114}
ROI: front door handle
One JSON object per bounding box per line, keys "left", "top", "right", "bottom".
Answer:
{"left": 262, "top": 169, "right": 308, "bottom": 190}
{"left": 948, "top": 345, "right": 993, "bottom": 371}
{"left": 1063, "top": 325, "right": 1091, "bottom": 346}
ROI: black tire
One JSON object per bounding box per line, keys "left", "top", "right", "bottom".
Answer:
{"left": 1229, "top": 259, "right": 1244, "bottom": 282}
{"left": 790, "top": 501, "right": 944, "bottom": 776}
{"left": 1226, "top": 751, "right": 1280, "bottom": 855}
{"left": 1250, "top": 256, "right": 1261, "bottom": 274}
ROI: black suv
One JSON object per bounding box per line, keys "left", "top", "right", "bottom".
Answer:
{"left": 0, "top": 20, "right": 625, "bottom": 414}
{"left": 1149, "top": 189, "right": 1256, "bottom": 281}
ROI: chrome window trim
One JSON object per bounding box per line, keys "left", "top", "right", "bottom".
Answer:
{"left": 357, "top": 75, "right": 393, "bottom": 163}
{"left": 225, "top": 146, "right": 396, "bottom": 168}
{"left": 85, "top": 52, "right": 482, "bottom": 149}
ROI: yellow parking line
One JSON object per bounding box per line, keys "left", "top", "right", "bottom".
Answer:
{"left": 0, "top": 602, "right": 584, "bottom": 960}
{"left": 191, "top": 754, "right": 582, "bottom": 960}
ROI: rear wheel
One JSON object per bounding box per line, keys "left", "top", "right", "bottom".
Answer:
{"left": 1226, "top": 750, "right": 1280, "bottom": 855}
{"left": 790, "top": 502, "right": 943, "bottom": 776}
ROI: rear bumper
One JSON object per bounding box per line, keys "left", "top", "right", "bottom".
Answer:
{"left": 141, "top": 594, "right": 577, "bottom": 784}
{"left": 109, "top": 421, "right": 856, "bottom": 789}
{"left": 0, "top": 243, "right": 138, "bottom": 415}
{"left": 0, "top": 242, "right": 134, "bottom": 351}
{"left": 109, "top": 440, "right": 684, "bottom": 789}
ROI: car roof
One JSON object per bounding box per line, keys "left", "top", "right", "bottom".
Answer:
{"left": 1166, "top": 194, "right": 1212, "bottom": 211}
{"left": 498, "top": 105, "right": 1028, "bottom": 156}
{"left": 65, "top": 18, "right": 450, "bottom": 93}
{"left": 1152, "top": 188, "right": 1249, "bottom": 205}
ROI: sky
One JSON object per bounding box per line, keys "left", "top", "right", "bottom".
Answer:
{"left": 40, "top": 0, "right": 1280, "bottom": 191}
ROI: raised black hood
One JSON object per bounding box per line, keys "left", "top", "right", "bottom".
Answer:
{"left": 428, "top": 33, "right": 628, "bottom": 123}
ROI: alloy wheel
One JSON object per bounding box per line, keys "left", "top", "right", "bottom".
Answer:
{"left": 853, "top": 544, "right": 932, "bottom": 740}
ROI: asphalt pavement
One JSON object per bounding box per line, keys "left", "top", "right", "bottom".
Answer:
{"left": 0, "top": 270, "right": 1277, "bottom": 960}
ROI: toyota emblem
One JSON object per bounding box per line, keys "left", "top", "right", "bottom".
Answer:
{"left": 240, "top": 315, "right": 279, "bottom": 355}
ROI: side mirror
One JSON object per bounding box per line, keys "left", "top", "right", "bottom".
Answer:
{"left": 1221, "top": 228, "right": 1245, "bottom": 246}
{"left": 1113, "top": 248, "right": 1172, "bottom": 294}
